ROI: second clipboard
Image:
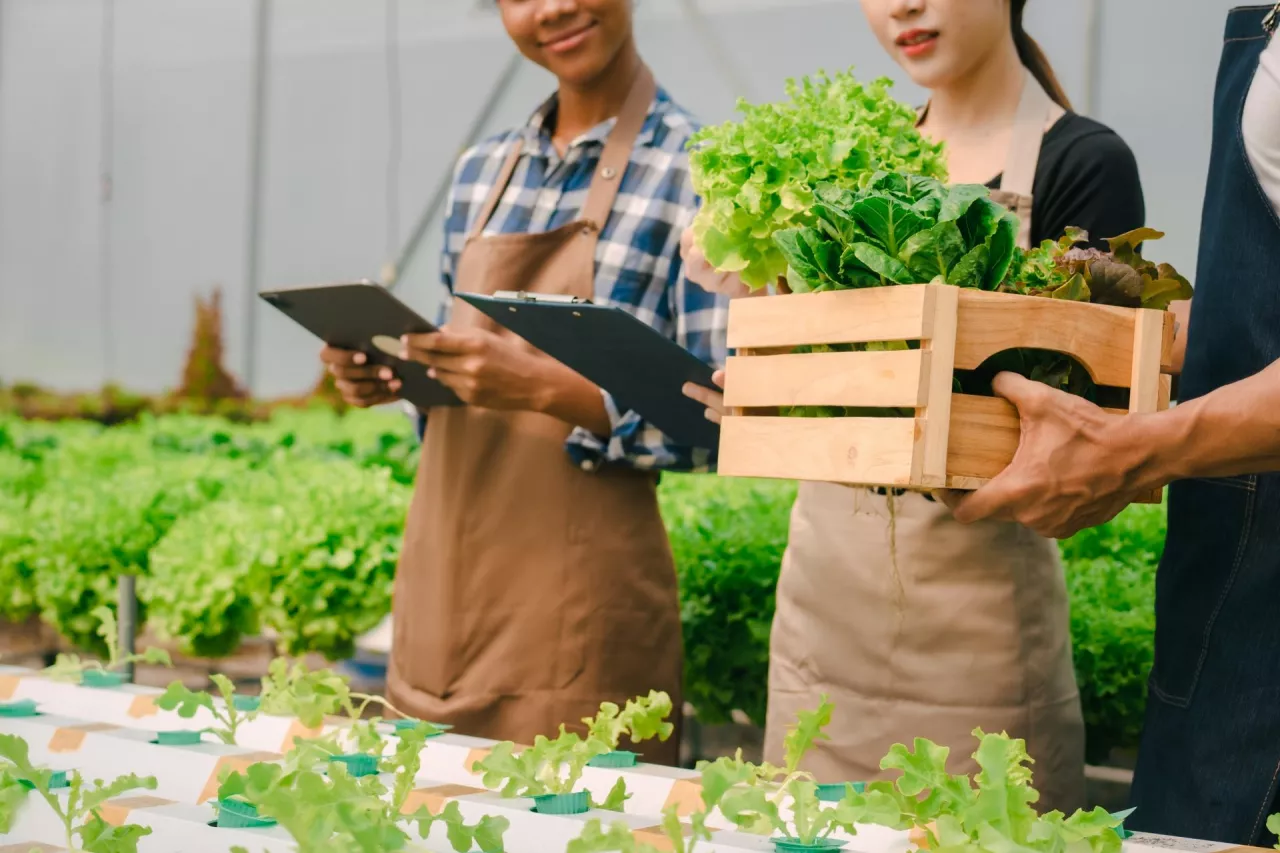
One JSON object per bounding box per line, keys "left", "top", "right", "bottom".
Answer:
{"left": 456, "top": 291, "right": 720, "bottom": 450}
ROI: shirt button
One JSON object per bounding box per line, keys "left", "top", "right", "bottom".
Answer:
{"left": 581, "top": 460, "right": 595, "bottom": 472}
{"left": 600, "top": 166, "right": 617, "bottom": 180}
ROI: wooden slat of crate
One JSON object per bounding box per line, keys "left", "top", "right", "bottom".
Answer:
{"left": 954, "top": 289, "right": 1138, "bottom": 388}
{"left": 727, "top": 286, "right": 931, "bottom": 349}
{"left": 718, "top": 416, "right": 917, "bottom": 484}
{"left": 723, "top": 349, "right": 929, "bottom": 409}
{"left": 915, "top": 285, "right": 960, "bottom": 487}
{"left": 1128, "top": 309, "right": 1168, "bottom": 414}
{"left": 945, "top": 395, "right": 1023, "bottom": 482}
{"left": 944, "top": 394, "right": 1159, "bottom": 503}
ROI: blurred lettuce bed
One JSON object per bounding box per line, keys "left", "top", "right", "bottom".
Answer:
{"left": 0, "top": 409, "right": 1158, "bottom": 757}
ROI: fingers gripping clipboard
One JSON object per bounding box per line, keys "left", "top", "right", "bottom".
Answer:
{"left": 258, "top": 281, "right": 462, "bottom": 410}
{"left": 457, "top": 291, "right": 721, "bottom": 450}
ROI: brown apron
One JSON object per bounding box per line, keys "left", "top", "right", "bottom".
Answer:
{"left": 386, "top": 66, "right": 683, "bottom": 766}
{"left": 763, "top": 74, "right": 1086, "bottom": 811}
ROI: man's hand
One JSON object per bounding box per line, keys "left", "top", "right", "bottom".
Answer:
{"left": 939, "top": 372, "right": 1155, "bottom": 539}
{"left": 320, "top": 346, "right": 402, "bottom": 407}
{"left": 683, "top": 369, "right": 727, "bottom": 424}
{"left": 400, "top": 326, "right": 550, "bottom": 411}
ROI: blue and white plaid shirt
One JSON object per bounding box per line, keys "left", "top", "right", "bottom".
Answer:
{"left": 434, "top": 86, "right": 728, "bottom": 473}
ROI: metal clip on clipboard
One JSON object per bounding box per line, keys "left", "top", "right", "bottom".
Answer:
{"left": 493, "top": 291, "right": 590, "bottom": 305}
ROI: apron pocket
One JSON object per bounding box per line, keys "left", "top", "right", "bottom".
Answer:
{"left": 1149, "top": 475, "right": 1257, "bottom": 706}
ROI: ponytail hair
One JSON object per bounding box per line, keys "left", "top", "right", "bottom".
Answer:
{"left": 1011, "top": 0, "right": 1073, "bottom": 110}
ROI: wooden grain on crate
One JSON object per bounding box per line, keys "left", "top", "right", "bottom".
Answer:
{"left": 719, "top": 284, "right": 1175, "bottom": 503}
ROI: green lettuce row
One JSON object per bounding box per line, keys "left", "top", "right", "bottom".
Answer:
{"left": 25, "top": 456, "right": 244, "bottom": 653}
{"left": 0, "top": 412, "right": 1158, "bottom": 756}
{"left": 143, "top": 458, "right": 408, "bottom": 660}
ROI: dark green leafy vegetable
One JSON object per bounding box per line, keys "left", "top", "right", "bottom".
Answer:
{"left": 775, "top": 173, "right": 1019, "bottom": 294}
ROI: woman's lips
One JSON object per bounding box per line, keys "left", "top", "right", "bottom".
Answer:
{"left": 542, "top": 21, "right": 598, "bottom": 55}
{"left": 897, "top": 29, "right": 939, "bottom": 59}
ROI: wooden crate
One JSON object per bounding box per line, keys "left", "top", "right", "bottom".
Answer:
{"left": 718, "top": 284, "right": 1175, "bottom": 501}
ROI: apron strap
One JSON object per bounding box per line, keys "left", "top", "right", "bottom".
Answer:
{"left": 467, "top": 139, "right": 525, "bottom": 241}
{"left": 466, "top": 64, "right": 657, "bottom": 240}
{"left": 579, "top": 64, "right": 657, "bottom": 232}
{"left": 1001, "top": 72, "right": 1061, "bottom": 198}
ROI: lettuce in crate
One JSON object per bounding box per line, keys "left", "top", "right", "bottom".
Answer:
{"left": 768, "top": 173, "right": 1193, "bottom": 408}
{"left": 688, "top": 68, "right": 947, "bottom": 290}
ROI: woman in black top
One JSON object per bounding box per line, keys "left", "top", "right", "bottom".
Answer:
{"left": 681, "top": 0, "right": 1145, "bottom": 813}
{"left": 1006, "top": 113, "right": 1145, "bottom": 245}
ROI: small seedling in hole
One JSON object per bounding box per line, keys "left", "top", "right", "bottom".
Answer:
{"left": 43, "top": 606, "right": 171, "bottom": 683}
{"left": 808, "top": 726, "right": 1128, "bottom": 853}
{"left": 257, "top": 657, "right": 412, "bottom": 727}
{"left": 474, "top": 726, "right": 630, "bottom": 811}
{"left": 696, "top": 695, "right": 862, "bottom": 846}
{"left": 217, "top": 719, "right": 509, "bottom": 852}
{"left": 569, "top": 797, "right": 722, "bottom": 852}
{"left": 156, "top": 674, "right": 255, "bottom": 745}
{"left": 583, "top": 690, "right": 676, "bottom": 758}
{"left": 0, "top": 733, "right": 156, "bottom": 853}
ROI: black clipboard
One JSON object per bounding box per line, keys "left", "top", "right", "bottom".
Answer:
{"left": 259, "top": 281, "right": 461, "bottom": 410}
{"left": 457, "top": 291, "right": 720, "bottom": 450}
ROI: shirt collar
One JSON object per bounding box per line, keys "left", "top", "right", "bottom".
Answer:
{"left": 521, "top": 89, "right": 661, "bottom": 156}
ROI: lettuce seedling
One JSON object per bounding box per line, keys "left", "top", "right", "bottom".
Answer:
{"left": 219, "top": 722, "right": 508, "bottom": 853}
{"left": 42, "top": 606, "right": 171, "bottom": 683}
{"left": 583, "top": 690, "right": 676, "bottom": 752}
{"left": 257, "top": 657, "right": 416, "bottom": 728}
{"left": 0, "top": 733, "right": 156, "bottom": 853}
{"left": 156, "top": 673, "right": 255, "bottom": 745}
{"left": 842, "top": 728, "right": 1125, "bottom": 853}
{"left": 568, "top": 788, "right": 722, "bottom": 853}
{"left": 698, "top": 695, "right": 860, "bottom": 846}
{"left": 474, "top": 727, "right": 610, "bottom": 799}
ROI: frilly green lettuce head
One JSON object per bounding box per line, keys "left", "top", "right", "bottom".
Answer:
{"left": 688, "top": 69, "right": 948, "bottom": 290}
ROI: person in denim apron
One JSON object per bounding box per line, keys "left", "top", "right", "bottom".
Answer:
{"left": 945, "top": 4, "right": 1280, "bottom": 844}
{"left": 1129, "top": 6, "right": 1280, "bottom": 844}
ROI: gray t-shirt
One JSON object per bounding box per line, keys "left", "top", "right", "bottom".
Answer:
{"left": 1244, "top": 34, "right": 1280, "bottom": 216}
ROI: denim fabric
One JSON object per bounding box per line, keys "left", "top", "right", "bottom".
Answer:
{"left": 1128, "top": 6, "right": 1280, "bottom": 845}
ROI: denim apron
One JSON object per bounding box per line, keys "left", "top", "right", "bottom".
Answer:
{"left": 1128, "top": 5, "right": 1280, "bottom": 845}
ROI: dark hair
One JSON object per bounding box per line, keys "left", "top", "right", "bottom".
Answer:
{"left": 1011, "top": 0, "right": 1072, "bottom": 110}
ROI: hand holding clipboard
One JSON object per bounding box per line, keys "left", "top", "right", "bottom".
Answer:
{"left": 259, "top": 281, "right": 462, "bottom": 411}
{"left": 457, "top": 291, "right": 721, "bottom": 449}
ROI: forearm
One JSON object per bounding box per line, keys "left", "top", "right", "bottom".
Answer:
{"left": 534, "top": 360, "right": 612, "bottom": 437}
{"left": 1137, "top": 358, "right": 1280, "bottom": 485}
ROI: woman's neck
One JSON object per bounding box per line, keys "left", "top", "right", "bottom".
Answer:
{"left": 922, "top": 40, "right": 1027, "bottom": 142}
{"left": 552, "top": 43, "right": 643, "bottom": 151}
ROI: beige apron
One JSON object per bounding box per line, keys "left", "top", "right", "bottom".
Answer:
{"left": 764, "top": 74, "right": 1085, "bottom": 812}
{"left": 386, "top": 66, "right": 683, "bottom": 766}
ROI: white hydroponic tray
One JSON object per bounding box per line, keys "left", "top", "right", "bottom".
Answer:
{"left": 2, "top": 667, "right": 1270, "bottom": 853}
{"left": 0, "top": 665, "right": 710, "bottom": 820}
{"left": 1, "top": 770, "right": 816, "bottom": 853}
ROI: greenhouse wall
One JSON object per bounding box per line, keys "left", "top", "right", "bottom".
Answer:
{"left": 0, "top": 0, "right": 1235, "bottom": 398}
